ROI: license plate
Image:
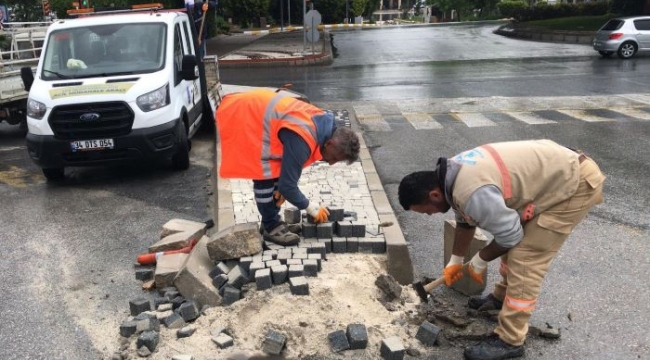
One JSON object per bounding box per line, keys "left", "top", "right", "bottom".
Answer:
{"left": 71, "top": 138, "right": 114, "bottom": 152}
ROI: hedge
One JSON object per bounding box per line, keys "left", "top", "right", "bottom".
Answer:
{"left": 498, "top": 1, "right": 611, "bottom": 21}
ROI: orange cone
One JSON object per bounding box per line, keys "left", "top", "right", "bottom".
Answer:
{"left": 136, "top": 238, "right": 198, "bottom": 265}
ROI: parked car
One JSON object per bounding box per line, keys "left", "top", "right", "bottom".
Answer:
{"left": 593, "top": 16, "right": 650, "bottom": 59}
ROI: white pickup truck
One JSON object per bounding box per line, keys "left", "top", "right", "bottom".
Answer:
{"left": 20, "top": 4, "right": 222, "bottom": 180}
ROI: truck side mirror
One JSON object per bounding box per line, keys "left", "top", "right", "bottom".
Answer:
{"left": 21, "top": 67, "right": 34, "bottom": 92}
{"left": 181, "top": 55, "right": 199, "bottom": 81}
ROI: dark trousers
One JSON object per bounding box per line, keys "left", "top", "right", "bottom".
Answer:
{"left": 253, "top": 178, "right": 280, "bottom": 231}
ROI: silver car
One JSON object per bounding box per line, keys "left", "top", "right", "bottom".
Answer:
{"left": 593, "top": 16, "right": 650, "bottom": 59}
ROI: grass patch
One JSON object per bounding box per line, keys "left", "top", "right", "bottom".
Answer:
{"left": 522, "top": 14, "right": 617, "bottom": 31}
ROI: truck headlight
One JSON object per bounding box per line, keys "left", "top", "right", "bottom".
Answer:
{"left": 137, "top": 83, "right": 170, "bottom": 112}
{"left": 27, "top": 98, "right": 47, "bottom": 120}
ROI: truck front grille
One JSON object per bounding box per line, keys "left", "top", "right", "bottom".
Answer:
{"left": 48, "top": 102, "right": 134, "bottom": 140}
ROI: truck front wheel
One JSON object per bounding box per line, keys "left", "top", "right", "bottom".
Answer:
{"left": 172, "top": 120, "right": 190, "bottom": 170}
{"left": 42, "top": 167, "right": 65, "bottom": 181}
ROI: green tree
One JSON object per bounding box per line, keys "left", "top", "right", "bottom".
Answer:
{"left": 221, "top": 0, "right": 271, "bottom": 28}
{"left": 611, "top": 0, "right": 645, "bottom": 16}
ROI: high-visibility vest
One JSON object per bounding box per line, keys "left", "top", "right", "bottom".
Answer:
{"left": 216, "top": 89, "right": 325, "bottom": 180}
{"left": 451, "top": 139, "right": 583, "bottom": 232}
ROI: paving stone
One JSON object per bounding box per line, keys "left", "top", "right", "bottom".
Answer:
{"left": 174, "top": 236, "right": 221, "bottom": 307}
{"left": 380, "top": 336, "right": 405, "bottom": 360}
{"left": 222, "top": 286, "right": 241, "bottom": 305}
{"left": 209, "top": 261, "right": 233, "bottom": 278}
{"left": 265, "top": 260, "right": 282, "bottom": 268}
{"left": 171, "top": 295, "right": 186, "bottom": 310}
{"left": 178, "top": 301, "right": 200, "bottom": 322}
{"left": 119, "top": 320, "right": 137, "bottom": 338}
{"left": 332, "top": 237, "right": 347, "bottom": 253}
{"left": 211, "top": 274, "right": 228, "bottom": 290}
{"left": 415, "top": 321, "right": 440, "bottom": 346}
{"left": 286, "top": 258, "right": 302, "bottom": 266}
{"left": 157, "top": 303, "right": 173, "bottom": 312}
{"left": 346, "top": 237, "right": 359, "bottom": 253}
{"left": 129, "top": 298, "right": 151, "bottom": 316}
{"left": 327, "top": 207, "right": 345, "bottom": 222}
{"left": 292, "top": 247, "right": 308, "bottom": 255}
{"left": 136, "top": 346, "right": 151, "bottom": 357}
{"left": 177, "top": 325, "right": 197, "bottom": 338}
{"left": 212, "top": 333, "right": 234, "bottom": 348}
{"left": 271, "top": 265, "right": 288, "bottom": 285}
{"left": 135, "top": 268, "right": 154, "bottom": 281}
{"left": 248, "top": 262, "right": 266, "bottom": 281}
{"left": 289, "top": 276, "right": 309, "bottom": 296}
{"left": 227, "top": 264, "right": 249, "bottom": 289}
{"left": 136, "top": 331, "right": 159, "bottom": 352}
{"left": 284, "top": 208, "right": 301, "bottom": 224}
{"left": 262, "top": 255, "right": 273, "bottom": 262}
{"left": 263, "top": 250, "right": 278, "bottom": 259}
{"left": 150, "top": 231, "right": 196, "bottom": 254}
{"left": 288, "top": 264, "right": 304, "bottom": 278}
{"left": 255, "top": 268, "right": 273, "bottom": 290}
{"left": 309, "top": 242, "right": 327, "bottom": 258}
{"left": 370, "top": 237, "right": 386, "bottom": 253}
{"left": 262, "top": 329, "right": 286, "bottom": 355}
{"left": 162, "top": 312, "right": 186, "bottom": 329}
{"left": 160, "top": 218, "right": 207, "bottom": 241}
{"left": 352, "top": 222, "right": 366, "bottom": 237}
{"left": 346, "top": 323, "right": 368, "bottom": 349}
{"left": 172, "top": 355, "right": 194, "bottom": 360}
{"left": 303, "top": 259, "right": 319, "bottom": 277}
{"left": 239, "top": 256, "right": 254, "bottom": 272}
{"left": 218, "top": 284, "right": 236, "bottom": 297}
{"left": 158, "top": 286, "right": 177, "bottom": 296}
{"left": 155, "top": 253, "right": 188, "bottom": 288}
{"left": 276, "top": 252, "right": 292, "bottom": 264}
{"left": 153, "top": 296, "right": 170, "bottom": 309}
{"left": 292, "top": 252, "right": 308, "bottom": 261}
{"left": 134, "top": 313, "right": 160, "bottom": 333}
{"left": 164, "top": 290, "right": 180, "bottom": 301}
{"left": 318, "top": 239, "right": 332, "bottom": 253}
{"left": 302, "top": 223, "right": 317, "bottom": 238}
{"left": 307, "top": 253, "right": 322, "bottom": 271}
{"left": 316, "top": 223, "right": 334, "bottom": 239}
{"left": 336, "top": 221, "right": 354, "bottom": 237}
{"left": 328, "top": 330, "right": 350, "bottom": 353}
{"left": 358, "top": 238, "right": 374, "bottom": 253}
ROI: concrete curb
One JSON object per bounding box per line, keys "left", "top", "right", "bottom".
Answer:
{"left": 494, "top": 22, "right": 595, "bottom": 45}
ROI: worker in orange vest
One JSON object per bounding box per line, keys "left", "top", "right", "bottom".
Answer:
{"left": 216, "top": 89, "right": 360, "bottom": 246}
{"left": 398, "top": 140, "right": 605, "bottom": 360}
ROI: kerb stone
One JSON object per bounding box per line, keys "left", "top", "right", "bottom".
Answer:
{"left": 207, "top": 222, "right": 263, "bottom": 261}
{"left": 150, "top": 231, "right": 196, "bottom": 253}
{"left": 154, "top": 253, "right": 189, "bottom": 289}
{"left": 160, "top": 218, "right": 207, "bottom": 240}
{"left": 174, "top": 235, "right": 222, "bottom": 308}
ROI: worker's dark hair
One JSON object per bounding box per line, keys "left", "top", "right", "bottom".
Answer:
{"left": 331, "top": 127, "right": 360, "bottom": 165}
{"left": 398, "top": 171, "right": 439, "bottom": 210}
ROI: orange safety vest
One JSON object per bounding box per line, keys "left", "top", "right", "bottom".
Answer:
{"left": 216, "top": 89, "right": 325, "bottom": 180}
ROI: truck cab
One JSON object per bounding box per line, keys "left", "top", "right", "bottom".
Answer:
{"left": 22, "top": 5, "right": 214, "bottom": 180}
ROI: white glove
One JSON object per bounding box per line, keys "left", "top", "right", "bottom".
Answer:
{"left": 446, "top": 254, "right": 464, "bottom": 267}
{"left": 469, "top": 253, "right": 488, "bottom": 273}
{"left": 306, "top": 203, "right": 329, "bottom": 223}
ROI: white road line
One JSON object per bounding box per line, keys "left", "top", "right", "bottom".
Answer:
{"left": 354, "top": 104, "right": 391, "bottom": 131}
{"left": 452, "top": 112, "right": 497, "bottom": 127}
{"left": 609, "top": 107, "right": 650, "bottom": 121}
{"left": 505, "top": 112, "right": 557, "bottom": 125}
{"left": 556, "top": 110, "right": 615, "bottom": 122}
{"left": 403, "top": 113, "right": 443, "bottom": 130}
{"left": 0, "top": 146, "right": 27, "bottom": 152}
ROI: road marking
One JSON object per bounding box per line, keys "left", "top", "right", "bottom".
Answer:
{"left": 609, "top": 107, "right": 650, "bottom": 121}
{"left": 505, "top": 111, "right": 557, "bottom": 125}
{"left": 0, "top": 164, "right": 43, "bottom": 188}
{"left": 354, "top": 104, "right": 391, "bottom": 131}
{"left": 0, "top": 146, "right": 27, "bottom": 152}
{"left": 451, "top": 112, "right": 497, "bottom": 127}
{"left": 403, "top": 112, "right": 442, "bottom": 129}
{"left": 556, "top": 109, "right": 615, "bottom": 122}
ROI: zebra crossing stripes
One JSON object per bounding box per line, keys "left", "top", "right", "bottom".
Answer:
{"left": 609, "top": 107, "right": 650, "bottom": 121}
{"left": 353, "top": 104, "right": 391, "bottom": 131}
{"left": 450, "top": 113, "right": 497, "bottom": 127}
{"left": 504, "top": 112, "right": 557, "bottom": 125}
{"left": 556, "top": 109, "right": 615, "bottom": 122}
{"left": 402, "top": 113, "right": 442, "bottom": 129}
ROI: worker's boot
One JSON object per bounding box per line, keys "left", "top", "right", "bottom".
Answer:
{"left": 262, "top": 222, "right": 300, "bottom": 246}
{"left": 468, "top": 293, "right": 503, "bottom": 311}
{"left": 259, "top": 221, "right": 301, "bottom": 235}
{"left": 464, "top": 335, "right": 524, "bottom": 360}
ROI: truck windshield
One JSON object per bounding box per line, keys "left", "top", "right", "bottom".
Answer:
{"left": 41, "top": 23, "right": 166, "bottom": 80}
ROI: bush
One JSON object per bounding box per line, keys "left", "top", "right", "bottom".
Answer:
{"left": 498, "top": 0, "right": 527, "bottom": 19}
{"left": 216, "top": 15, "right": 231, "bottom": 34}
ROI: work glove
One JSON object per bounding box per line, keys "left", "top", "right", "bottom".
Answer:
{"left": 443, "top": 254, "right": 464, "bottom": 286}
{"left": 468, "top": 252, "right": 488, "bottom": 285}
{"left": 306, "top": 203, "right": 330, "bottom": 224}
{"left": 202, "top": 3, "right": 208, "bottom": 11}
{"left": 273, "top": 191, "right": 286, "bottom": 207}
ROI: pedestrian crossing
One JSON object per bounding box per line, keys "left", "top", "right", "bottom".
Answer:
{"left": 324, "top": 94, "right": 650, "bottom": 132}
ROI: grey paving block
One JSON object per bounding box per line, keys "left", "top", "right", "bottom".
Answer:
{"left": 352, "top": 222, "right": 366, "bottom": 237}
{"left": 302, "top": 223, "right": 317, "bottom": 238}
{"left": 129, "top": 298, "right": 151, "bottom": 316}
{"left": 327, "top": 207, "right": 345, "bottom": 222}
{"left": 239, "top": 256, "right": 254, "bottom": 272}
{"left": 120, "top": 320, "right": 137, "bottom": 338}
{"left": 380, "top": 336, "right": 405, "bottom": 360}
{"left": 135, "top": 268, "right": 154, "bottom": 281}
{"left": 276, "top": 252, "right": 292, "bottom": 264}
{"left": 286, "top": 258, "right": 302, "bottom": 266}
{"left": 218, "top": 284, "right": 236, "bottom": 297}
{"left": 271, "top": 265, "right": 288, "bottom": 285}
{"left": 284, "top": 208, "right": 301, "bottom": 224}
{"left": 332, "top": 237, "right": 347, "bottom": 253}
{"left": 171, "top": 295, "right": 186, "bottom": 310}
{"left": 289, "top": 276, "right": 309, "bottom": 296}
{"left": 227, "top": 265, "right": 249, "bottom": 289}
{"left": 346, "top": 323, "right": 368, "bottom": 349}
{"left": 308, "top": 253, "right": 322, "bottom": 270}
{"left": 328, "top": 330, "right": 350, "bottom": 353}
{"left": 222, "top": 286, "right": 241, "bottom": 306}
{"left": 153, "top": 296, "right": 170, "bottom": 308}
{"left": 318, "top": 239, "right": 332, "bottom": 253}
{"left": 347, "top": 237, "right": 359, "bottom": 253}
{"left": 303, "top": 259, "right": 318, "bottom": 277}
{"left": 164, "top": 290, "right": 180, "bottom": 301}
{"left": 262, "top": 329, "right": 286, "bottom": 355}
{"left": 136, "top": 330, "right": 160, "bottom": 352}
{"left": 262, "top": 254, "right": 273, "bottom": 262}
{"left": 177, "top": 325, "right": 197, "bottom": 338}
{"left": 316, "top": 223, "right": 333, "bottom": 239}
{"left": 158, "top": 286, "right": 177, "bottom": 296}
{"left": 415, "top": 321, "right": 440, "bottom": 346}
{"left": 336, "top": 221, "right": 354, "bottom": 237}
{"left": 370, "top": 237, "right": 386, "bottom": 253}
{"left": 162, "top": 312, "right": 186, "bottom": 329}
{"left": 178, "top": 301, "right": 200, "bottom": 322}
{"left": 265, "top": 260, "right": 282, "bottom": 268}
{"left": 212, "top": 333, "right": 234, "bottom": 349}
{"left": 248, "top": 262, "right": 266, "bottom": 281}
{"left": 358, "top": 238, "right": 374, "bottom": 253}
{"left": 292, "top": 252, "right": 308, "bottom": 261}
{"left": 288, "top": 264, "right": 304, "bottom": 278}
{"left": 134, "top": 313, "right": 160, "bottom": 332}
{"left": 308, "top": 242, "right": 326, "bottom": 258}
{"left": 263, "top": 250, "right": 278, "bottom": 259}
{"left": 211, "top": 274, "right": 228, "bottom": 290}
{"left": 255, "top": 268, "right": 272, "bottom": 290}
{"left": 209, "top": 261, "right": 233, "bottom": 278}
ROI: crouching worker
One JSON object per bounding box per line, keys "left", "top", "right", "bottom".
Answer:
{"left": 216, "top": 89, "right": 360, "bottom": 246}
{"left": 398, "top": 139, "right": 605, "bottom": 360}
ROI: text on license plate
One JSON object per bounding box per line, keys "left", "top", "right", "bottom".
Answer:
{"left": 71, "top": 138, "right": 114, "bottom": 151}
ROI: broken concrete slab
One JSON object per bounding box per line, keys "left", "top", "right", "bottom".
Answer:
{"left": 160, "top": 218, "right": 207, "bottom": 240}
{"left": 174, "top": 235, "right": 222, "bottom": 308}
{"left": 206, "top": 222, "right": 263, "bottom": 261}
{"left": 149, "top": 231, "right": 196, "bottom": 253}
{"left": 154, "top": 253, "right": 189, "bottom": 289}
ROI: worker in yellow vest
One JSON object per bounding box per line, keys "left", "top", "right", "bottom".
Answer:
{"left": 398, "top": 139, "right": 605, "bottom": 360}
{"left": 216, "top": 89, "right": 360, "bottom": 246}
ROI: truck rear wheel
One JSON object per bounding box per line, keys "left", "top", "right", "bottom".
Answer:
{"left": 42, "top": 167, "right": 65, "bottom": 181}
{"left": 172, "top": 121, "right": 190, "bottom": 170}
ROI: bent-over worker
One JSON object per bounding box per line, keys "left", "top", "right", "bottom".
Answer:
{"left": 216, "top": 89, "right": 360, "bottom": 246}
{"left": 398, "top": 139, "right": 605, "bottom": 360}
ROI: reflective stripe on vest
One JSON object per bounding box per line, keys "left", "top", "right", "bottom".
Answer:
{"left": 480, "top": 144, "right": 513, "bottom": 199}
{"left": 261, "top": 94, "right": 318, "bottom": 178}
{"left": 504, "top": 295, "right": 536, "bottom": 312}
